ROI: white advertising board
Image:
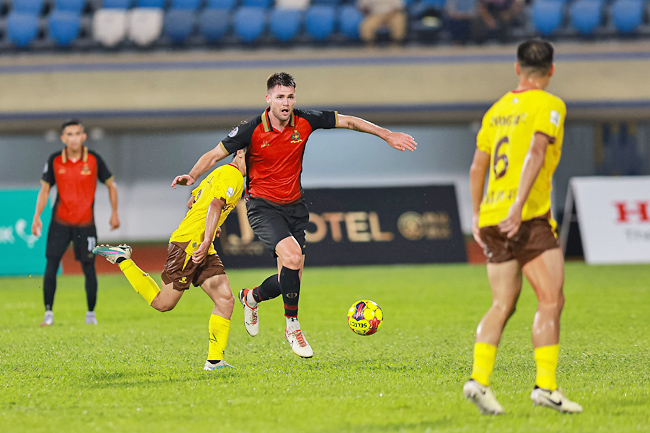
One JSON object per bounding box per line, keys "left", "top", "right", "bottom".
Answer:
{"left": 561, "top": 176, "right": 650, "bottom": 264}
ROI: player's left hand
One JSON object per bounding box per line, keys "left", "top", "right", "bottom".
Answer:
{"left": 172, "top": 174, "right": 195, "bottom": 189}
{"left": 192, "top": 241, "right": 210, "bottom": 263}
{"left": 386, "top": 132, "right": 417, "bottom": 152}
{"left": 499, "top": 203, "right": 523, "bottom": 238}
{"left": 110, "top": 213, "right": 120, "bottom": 231}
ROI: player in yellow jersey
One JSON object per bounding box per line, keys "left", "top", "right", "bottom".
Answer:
{"left": 463, "top": 39, "right": 582, "bottom": 415}
{"left": 93, "top": 150, "right": 246, "bottom": 371}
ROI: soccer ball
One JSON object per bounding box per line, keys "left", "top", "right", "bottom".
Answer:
{"left": 347, "top": 300, "right": 383, "bottom": 336}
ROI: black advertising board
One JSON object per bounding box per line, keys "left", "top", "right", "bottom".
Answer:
{"left": 216, "top": 185, "right": 466, "bottom": 268}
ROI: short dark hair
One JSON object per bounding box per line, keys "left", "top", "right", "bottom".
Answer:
{"left": 517, "top": 39, "right": 554, "bottom": 76}
{"left": 60, "top": 119, "right": 84, "bottom": 134}
{"left": 267, "top": 72, "right": 296, "bottom": 91}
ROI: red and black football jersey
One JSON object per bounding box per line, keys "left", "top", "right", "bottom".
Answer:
{"left": 41, "top": 146, "right": 113, "bottom": 227}
{"left": 220, "top": 108, "right": 338, "bottom": 204}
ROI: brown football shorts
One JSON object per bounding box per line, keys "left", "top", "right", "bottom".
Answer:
{"left": 160, "top": 241, "right": 226, "bottom": 291}
{"left": 479, "top": 216, "right": 560, "bottom": 266}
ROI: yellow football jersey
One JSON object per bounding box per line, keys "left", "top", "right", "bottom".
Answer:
{"left": 170, "top": 163, "right": 244, "bottom": 258}
{"left": 476, "top": 89, "right": 566, "bottom": 228}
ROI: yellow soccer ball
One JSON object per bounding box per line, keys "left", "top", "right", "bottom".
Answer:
{"left": 347, "top": 300, "right": 383, "bottom": 336}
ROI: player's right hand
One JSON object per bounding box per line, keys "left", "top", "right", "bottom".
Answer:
{"left": 472, "top": 214, "right": 485, "bottom": 249}
{"left": 171, "top": 174, "right": 195, "bottom": 189}
{"left": 31, "top": 218, "right": 42, "bottom": 237}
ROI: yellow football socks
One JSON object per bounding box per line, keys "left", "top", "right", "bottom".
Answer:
{"left": 471, "top": 342, "right": 498, "bottom": 387}
{"left": 118, "top": 259, "right": 161, "bottom": 305}
{"left": 208, "top": 314, "right": 231, "bottom": 362}
{"left": 534, "top": 344, "right": 559, "bottom": 391}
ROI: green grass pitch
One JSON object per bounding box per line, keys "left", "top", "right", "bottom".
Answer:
{"left": 1, "top": 263, "right": 649, "bottom": 433}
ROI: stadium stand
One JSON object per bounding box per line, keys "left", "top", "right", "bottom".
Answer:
{"left": 276, "top": 0, "right": 309, "bottom": 9}
{"left": 233, "top": 6, "right": 266, "bottom": 43}
{"left": 305, "top": 4, "right": 336, "bottom": 41}
{"left": 103, "top": 0, "right": 131, "bottom": 8}
{"left": 6, "top": 12, "right": 40, "bottom": 47}
{"left": 242, "top": 0, "right": 272, "bottom": 8}
{"left": 569, "top": 0, "right": 604, "bottom": 35}
{"left": 137, "top": 0, "right": 165, "bottom": 7}
{"left": 199, "top": 8, "right": 229, "bottom": 42}
{"left": 163, "top": 8, "right": 194, "bottom": 43}
{"left": 127, "top": 7, "right": 164, "bottom": 46}
{"left": 92, "top": 7, "right": 129, "bottom": 46}
{"left": 611, "top": 0, "right": 645, "bottom": 34}
{"left": 531, "top": 0, "right": 565, "bottom": 36}
{"left": 269, "top": 7, "right": 302, "bottom": 42}
{"left": 206, "top": 0, "right": 236, "bottom": 9}
{"left": 48, "top": 9, "right": 81, "bottom": 46}
{"left": 339, "top": 4, "right": 363, "bottom": 40}
{"left": 12, "top": 0, "right": 44, "bottom": 14}
{"left": 54, "top": 0, "right": 86, "bottom": 13}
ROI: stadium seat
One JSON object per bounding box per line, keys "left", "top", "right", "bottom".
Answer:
{"left": 275, "top": 0, "right": 309, "bottom": 9}
{"left": 49, "top": 10, "right": 81, "bottom": 46}
{"left": 102, "top": 0, "right": 131, "bottom": 8}
{"left": 199, "top": 8, "right": 229, "bottom": 41}
{"left": 234, "top": 7, "right": 266, "bottom": 42}
{"left": 310, "top": 0, "right": 341, "bottom": 5}
{"left": 163, "top": 9, "right": 195, "bottom": 42}
{"left": 531, "top": 0, "right": 564, "bottom": 36}
{"left": 339, "top": 5, "right": 363, "bottom": 40}
{"left": 205, "top": 0, "right": 236, "bottom": 9}
{"left": 242, "top": 0, "right": 272, "bottom": 8}
{"left": 127, "top": 7, "right": 164, "bottom": 46}
{"left": 269, "top": 7, "right": 301, "bottom": 42}
{"left": 6, "top": 12, "right": 40, "bottom": 47}
{"left": 420, "top": 0, "right": 446, "bottom": 8}
{"left": 54, "top": 0, "right": 86, "bottom": 13}
{"left": 92, "top": 8, "right": 128, "bottom": 46}
{"left": 569, "top": 0, "right": 603, "bottom": 34}
{"left": 170, "top": 0, "right": 201, "bottom": 10}
{"left": 305, "top": 5, "right": 336, "bottom": 41}
{"left": 136, "top": 0, "right": 164, "bottom": 7}
{"left": 611, "top": 0, "right": 644, "bottom": 33}
{"left": 12, "top": 0, "right": 44, "bottom": 15}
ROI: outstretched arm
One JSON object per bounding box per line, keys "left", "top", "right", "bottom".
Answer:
{"left": 172, "top": 144, "right": 229, "bottom": 188}
{"left": 469, "top": 149, "right": 490, "bottom": 248}
{"left": 499, "top": 132, "right": 550, "bottom": 238}
{"left": 106, "top": 178, "right": 120, "bottom": 231}
{"left": 192, "top": 197, "right": 225, "bottom": 263}
{"left": 32, "top": 182, "right": 51, "bottom": 236}
{"left": 336, "top": 114, "right": 417, "bottom": 152}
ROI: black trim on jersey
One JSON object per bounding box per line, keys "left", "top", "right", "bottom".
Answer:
{"left": 88, "top": 149, "right": 113, "bottom": 183}
{"left": 293, "top": 109, "right": 337, "bottom": 131}
{"left": 221, "top": 115, "right": 262, "bottom": 154}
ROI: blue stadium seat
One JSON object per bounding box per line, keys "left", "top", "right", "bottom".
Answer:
{"left": 420, "top": 0, "right": 446, "bottom": 8}
{"left": 12, "top": 0, "right": 43, "bottom": 14}
{"left": 6, "top": 12, "right": 40, "bottom": 47}
{"left": 103, "top": 0, "right": 131, "bottom": 8}
{"left": 611, "top": 0, "right": 644, "bottom": 33}
{"left": 136, "top": 0, "right": 165, "bottom": 7}
{"left": 339, "top": 5, "right": 363, "bottom": 40}
{"left": 54, "top": 0, "right": 86, "bottom": 13}
{"left": 49, "top": 10, "right": 81, "bottom": 45}
{"left": 269, "top": 8, "right": 302, "bottom": 42}
{"left": 305, "top": 5, "right": 336, "bottom": 41}
{"left": 170, "top": 0, "right": 200, "bottom": 10}
{"left": 199, "top": 8, "right": 229, "bottom": 41}
{"left": 241, "top": 0, "right": 271, "bottom": 8}
{"left": 205, "top": 0, "right": 236, "bottom": 9}
{"left": 163, "top": 9, "right": 194, "bottom": 42}
{"left": 531, "top": 0, "right": 564, "bottom": 36}
{"left": 569, "top": 0, "right": 603, "bottom": 34}
{"left": 234, "top": 7, "right": 266, "bottom": 43}
{"left": 311, "top": 0, "right": 341, "bottom": 4}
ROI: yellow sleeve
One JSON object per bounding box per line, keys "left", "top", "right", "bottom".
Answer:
{"left": 476, "top": 111, "right": 492, "bottom": 153}
{"left": 532, "top": 95, "right": 566, "bottom": 143}
{"left": 210, "top": 168, "right": 243, "bottom": 202}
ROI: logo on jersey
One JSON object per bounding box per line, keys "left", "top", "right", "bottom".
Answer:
{"left": 261, "top": 141, "right": 270, "bottom": 148}
{"left": 179, "top": 277, "right": 187, "bottom": 283}
{"left": 81, "top": 164, "right": 92, "bottom": 175}
{"left": 291, "top": 131, "right": 303, "bottom": 144}
{"left": 43, "top": 163, "right": 48, "bottom": 173}
{"left": 228, "top": 127, "right": 239, "bottom": 137}
{"left": 226, "top": 187, "right": 234, "bottom": 198}
{"left": 550, "top": 110, "right": 561, "bottom": 128}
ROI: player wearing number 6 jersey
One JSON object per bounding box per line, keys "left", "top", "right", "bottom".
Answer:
{"left": 463, "top": 39, "right": 582, "bottom": 415}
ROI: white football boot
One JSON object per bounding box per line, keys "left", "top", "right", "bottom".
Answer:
{"left": 40, "top": 310, "right": 54, "bottom": 327}
{"left": 85, "top": 311, "right": 98, "bottom": 325}
{"left": 463, "top": 380, "right": 506, "bottom": 415}
{"left": 285, "top": 318, "right": 313, "bottom": 358}
{"left": 203, "top": 360, "right": 235, "bottom": 371}
{"left": 531, "top": 387, "right": 583, "bottom": 413}
{"left": 238, "top": 289, "right": 259, "bottom": 337}
{"left": 92, "top": 244, "right": 132, "bottom": 264}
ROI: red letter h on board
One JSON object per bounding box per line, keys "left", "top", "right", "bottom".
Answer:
{"left": 614, "top": 201, "right": 649, "bottom": 223}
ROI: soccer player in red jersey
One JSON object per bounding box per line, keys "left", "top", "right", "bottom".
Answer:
{"left": 172, "top": 72, "right": 417, "bottom": 358}
{"left": 32, "top": 120, "right": 120, "bottom": 327}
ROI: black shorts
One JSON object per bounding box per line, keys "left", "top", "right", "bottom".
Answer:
{"left": 246, "top": 197, "right": 309, "bottom": 257}
{"left": 46, "top": 219, "right": 97, "bottom": 263}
